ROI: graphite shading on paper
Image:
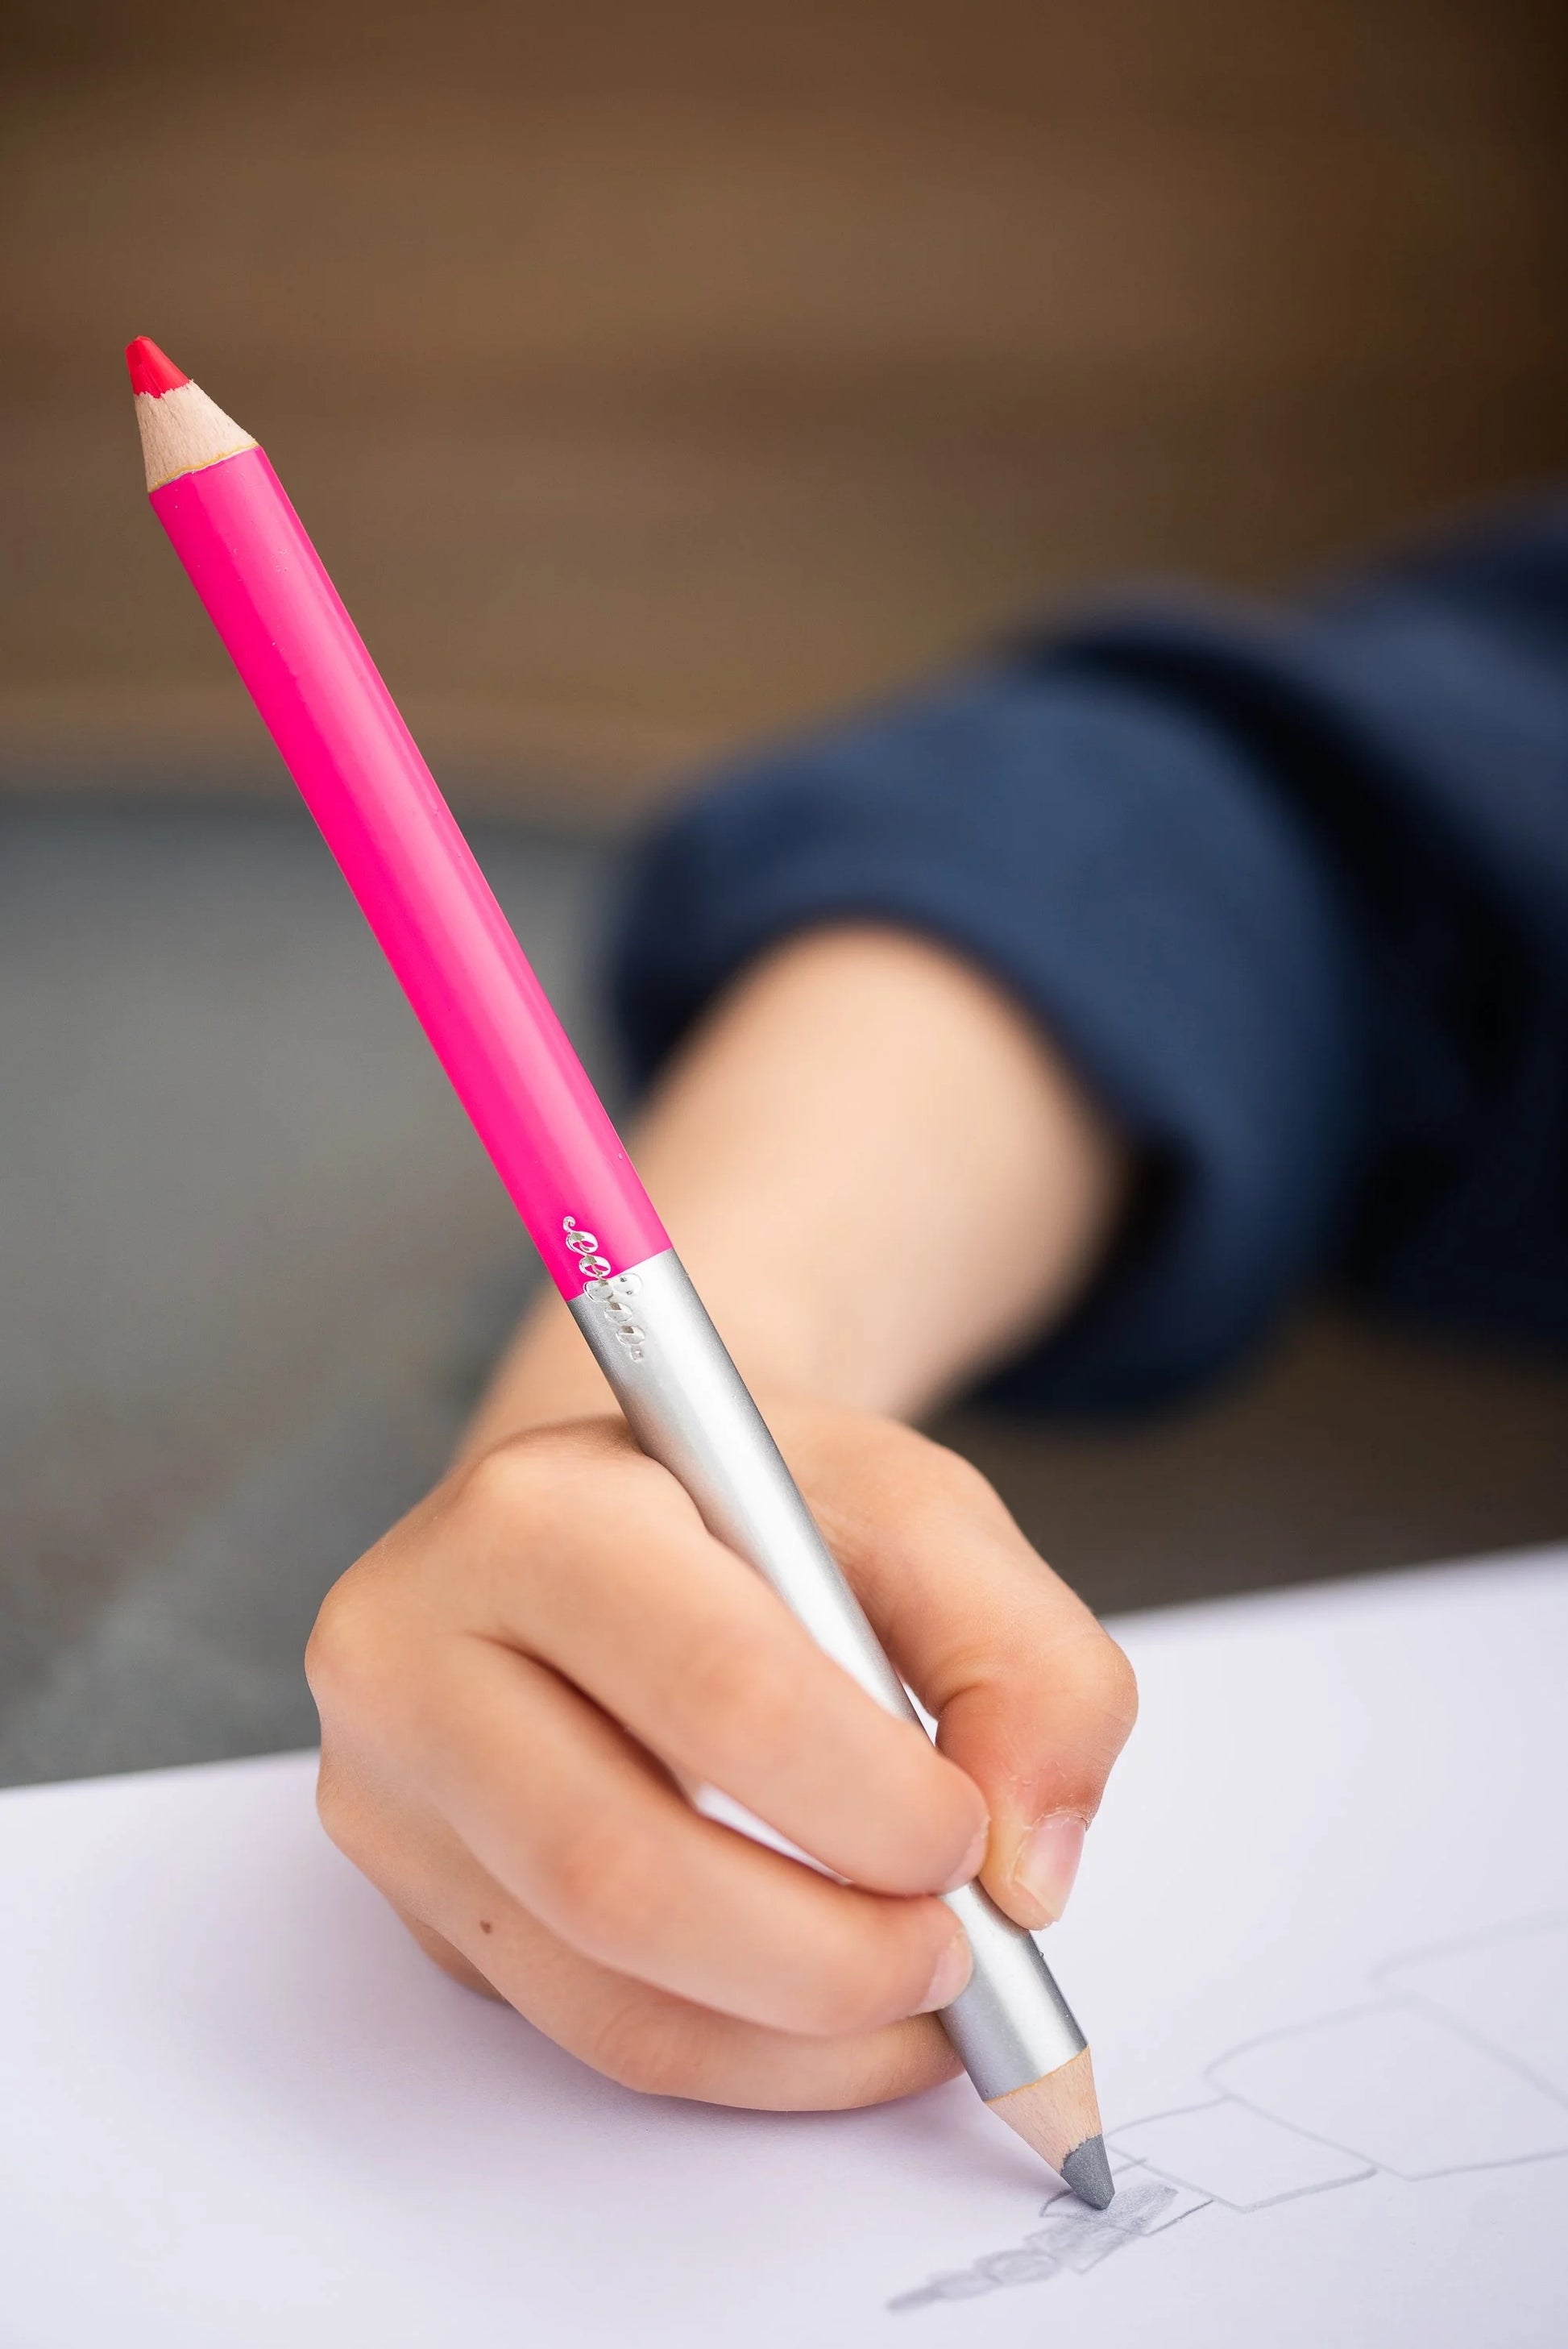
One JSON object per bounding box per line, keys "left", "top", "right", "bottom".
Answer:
{"left": 1, "top": 1548, "right": 1566, "bottom": 2349}
{"left": 891, "top": 1913, "right": 1568, "bottom": 2310}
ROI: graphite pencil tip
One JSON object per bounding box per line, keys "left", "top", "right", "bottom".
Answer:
{"left": 125, "top": 337, "right": 189, "bottom": 397}
{"left": 1060, "top": 2133, "right": 1115, "bottom": 2210}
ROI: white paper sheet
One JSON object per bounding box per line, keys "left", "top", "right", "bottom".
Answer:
{"left": 2, "top": 1547, "right": 1565, "bottom": 2347}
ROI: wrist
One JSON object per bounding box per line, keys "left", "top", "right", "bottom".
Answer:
{"left": 460, "top": 923, "right": 1126, "bottom": 1453}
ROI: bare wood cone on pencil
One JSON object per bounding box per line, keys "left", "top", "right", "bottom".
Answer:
{"left": 127, "top": 335, "right": 1111, "bottom": 2206}
{"left": 989, "top": 2050, "right": 1112, "bottom": 2206}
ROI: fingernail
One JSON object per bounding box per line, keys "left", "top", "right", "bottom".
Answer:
{"left": 940, "top": 1814, "right": 991, "bottom": 1894}
{"left": 1014, "top": 1812, "right": 1086, "bottom": 1925}
{"left": 918, "top": 1927, "right": 974, "bottom": 2014}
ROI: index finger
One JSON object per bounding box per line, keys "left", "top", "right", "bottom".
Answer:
{"left": 434, "top": 1429, "right": 990, "bottom": 1900}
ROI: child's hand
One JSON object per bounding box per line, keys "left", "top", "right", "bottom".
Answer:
{"left": 307, "top": 1392, "right": 1136, "bottom": 2112}
{"left": 312, "top": 928, "right": 1137, "bottom": 2110}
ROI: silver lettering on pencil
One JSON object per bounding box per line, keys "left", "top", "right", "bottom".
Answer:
{"left": 562, "top": 1217, "right": 645, "bottom": 1361}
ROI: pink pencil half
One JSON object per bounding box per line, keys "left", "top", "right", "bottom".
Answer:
{"left": 127, "top": 336, "right": 667, "bottom": 1299}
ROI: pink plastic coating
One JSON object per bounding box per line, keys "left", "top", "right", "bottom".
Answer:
{"left": 151, "top": 446, "right": 668, "bottom": 1296}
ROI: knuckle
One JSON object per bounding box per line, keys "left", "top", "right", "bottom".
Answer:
{"left": 313, "top": 1753, "right": 371, "bottom": 1868}
{"left": 1073, "top": 1629, "right": 1139, "bottom": 1745}
{"left": 1101, "top": 1638, "right": 1140, "bottom": 1732}
{"left": 1014, "top": 1627, "right": 1138, "bottom": 1791}
{"left": 784, "top": 1923, "right": 923, "bottom": 2038}
{"left": 313, "top": 1755, "right": 350, "bottom": 1845}
{"left": 454, "top": 1438, "right": 554, "bottom": 1542}
{"left": 873, "top": 1415, "right": 963, "bottom": 1483}
{"left": 918, "top": 1434, "right": 996, "bottom": 1509}
{"left": 585, "top": 1998, "right": 701, "bottom": 2099}
{"left": 448, "top": 1441, "right": 586, "bottom": 1615}
{"left": 790, "top": 1972, "right": 876, "bottom": 2036}
{"left": 679, "top": 1622, "right": 806, "bottom": 1774}
{"left": 304, "top": 1572, "right": 388, "bottom": 1720}
{"left": 455, "top": 1431, "right": 677, "bottom": 1585}
{"left": 871, "top": 1424, "right": 1010, "bottom": 1537}
{"left": 790, "top": 1967, "right": 892, "bottom": 2039}
{"left": 537, "top": 1819, "right": 662, "bottom": 1960}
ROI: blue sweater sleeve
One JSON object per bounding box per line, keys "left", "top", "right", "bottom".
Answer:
{"left": 609, "top": 499, "right": 1568, "bottom": 1410}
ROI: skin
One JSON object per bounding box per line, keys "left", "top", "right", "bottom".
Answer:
{"left": 308, "top": 923, "right": 1139, "bottom": 2110}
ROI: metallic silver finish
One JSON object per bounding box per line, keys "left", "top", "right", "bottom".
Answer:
{"left": 570, "top": 1246, "right": 1087, "bottom": 2100}
{"left": 938, "top": 1877, "right": 1085, "bottom": 2094}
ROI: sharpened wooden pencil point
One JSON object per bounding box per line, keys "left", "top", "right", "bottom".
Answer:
{"left": 127, "top": 344, "right": 257, "bottom": 494}
{"left": 987, "top": 2048, "right": 1112, "bottom": 2204}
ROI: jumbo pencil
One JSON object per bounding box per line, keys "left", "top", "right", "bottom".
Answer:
{"left": 126, "top": 334, "right": 1111, "bottom": 2205}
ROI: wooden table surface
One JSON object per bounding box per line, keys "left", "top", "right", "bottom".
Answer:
{"left": 6, "top": 0, "right": 1568, "bottom": 816}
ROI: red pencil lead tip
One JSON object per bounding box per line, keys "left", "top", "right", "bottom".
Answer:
{"left": 125, "top": 337, "right": 190, "bottom": 397}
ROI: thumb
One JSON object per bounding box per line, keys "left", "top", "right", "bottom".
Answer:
{"left": 782, "top": 1408, "right": 1139, "bottom": 1932}
{"left": 933, "top": 1609, "right": 1138, "bottom": 1929}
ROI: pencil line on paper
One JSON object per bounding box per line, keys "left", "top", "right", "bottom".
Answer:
{"left": 884, "top": 1911, "right": 1568, "bottom": 2314}
{"left": 1367, "top": 1910, "right": 1568, "bottom": 1990}
{"left": 1191, "top": 2088, "right": 1389, "bottom": 2173}
{"left": 1377, "top": 1995, "right": 1568, "bottom": 2110}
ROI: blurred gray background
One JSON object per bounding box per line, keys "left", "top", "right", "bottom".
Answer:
{"left": 2, "top": 801, "right": 1565, "bottom": 1790}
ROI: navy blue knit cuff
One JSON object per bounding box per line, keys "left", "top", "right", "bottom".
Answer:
{"left": 610, "top": 666, "right": 1369, "bottom": 1411}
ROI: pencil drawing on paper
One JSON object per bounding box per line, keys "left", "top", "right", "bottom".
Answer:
{"left": 888, "top": 1913, "right": 1568, "bottom": 2313}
